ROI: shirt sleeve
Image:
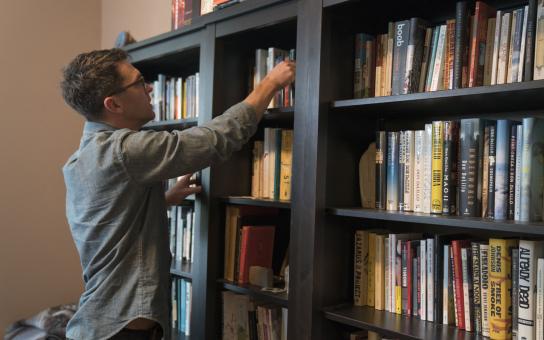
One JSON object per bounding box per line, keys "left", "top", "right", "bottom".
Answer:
{"left": 117, "top": 101, "right": 258, "bottom": 184}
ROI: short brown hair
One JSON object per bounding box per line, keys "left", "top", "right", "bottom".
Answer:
{"left": 61, "top": 48, "right": 129, "bottom": 121}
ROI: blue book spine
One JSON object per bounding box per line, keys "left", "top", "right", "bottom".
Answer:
{"left": 387, "top": 132, "right": 399, "bottom": 210}
{"left": 494, "top": 120, "right": 512, "bottom": 219}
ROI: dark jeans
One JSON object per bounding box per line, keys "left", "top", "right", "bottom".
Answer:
{"left": 109, "top": 325, "right": 163, "bottom": 340}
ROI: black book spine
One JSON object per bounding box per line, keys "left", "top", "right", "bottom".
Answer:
{"left": 471, "top": 242, "right": 482, "bottom": 334}
{"left": 459, "top": 119, "right": 483, "bottom": 217}
{"left": 401, "top": 240, "right": 409, "bottom": 315}
{"left": 405, "top": 18, "right": 428, "bottom": 94}
{"left": 443, "top": 121, "right": 452, "bottom": 214}
{"left": 507, "top": 124, "right": 518, "bottom": 219}
{"left": 524, "top": 0, "right": 538, "bottom": 81}
{"left": 453, "top": 1, "right": 470, "bottom": 89}
{"left": 376, "top": 131, "right": 388, "bottom": 209}
{"left": 393, "top": 20, "right": 411, "bottom": 95}
{"left": 487, "top": 123, "right": 497, "bottom": 219}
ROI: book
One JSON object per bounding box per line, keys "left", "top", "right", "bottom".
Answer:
{"left": 376, "top": 132, "right": 387, "bottom": 209}
{"left": 431, "top": 121, "right": 444, "bottom": 214}
{"left": 459, "top": 119, "right": 484, "bottom": 217}
{"left": 360, "top": 142, "right": 376, "bottom": 208}
{"left": 494, "top": 120, "right": 512, "bottom": 220}
{"left": 520, "top": 118, "right": 544, "bottom": 221}
{"left": 238, "top": 226, "right": 275, "bottom": 284}
{"left": 280, "top": 129, "right": 293, "bottom": 201}
{"left": 518, "top": 240, "right": 544, "bottom": 340}
{"left": 386, "top": 132, "right": 400, "bottom": 211}
{"left": 454, "top": 1, "right": 470, "bottom": 88}
{"left": 354, "top": 230, "right": 369, "bottom": 306}
{"left": 481, "top": 243, "right": 491, "bottom": 337}
{"left": 392, "top": 20, "right": 410, "bottom": 95}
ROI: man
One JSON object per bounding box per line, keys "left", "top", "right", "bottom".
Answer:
{"left": 60, "top": 48, "right": 295, "bottom": 340}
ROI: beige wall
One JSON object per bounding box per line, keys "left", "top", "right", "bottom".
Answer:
{"left": 101, "top": 0, "right": 171, "bottom": 49}
{"left": 0, "top": 0, "right": 101, "bottom": 335}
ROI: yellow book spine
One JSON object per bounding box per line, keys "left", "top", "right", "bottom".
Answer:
{"left": 367, "top": 233, "right": 376, "bottom": 306}
{"left": 279, "top": 130, "right": 293, "bottom": 201}
{"left": 182, "top": 80, "right": 187, "bottom": 119}
{"left": 395, "top": 285, "right": 402, "bottom": 314}
{"left": 431, "top": 121, "right": 443, "bottom": 213}
{"left": 488, "top": 238, "right": 517, "bottom": 339}
{"left": 374, "top": 234, "right": 385, "bottom": 310}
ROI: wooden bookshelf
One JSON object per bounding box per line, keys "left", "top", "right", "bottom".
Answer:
{"left": 125, "top": 0, "right": 544, "bottom": 338}
{"left": 219, "top": 279, "right": 289, "bottom": 308}
{"left": 220, "top": 196, "right": 291, "bottom": 209}
{"left": 324, "top": 305, "right": 478, "bottom": 340}
{"left": 171, "top": 260, "right": 193, "bottom": 280}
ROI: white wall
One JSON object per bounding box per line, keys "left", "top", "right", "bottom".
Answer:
{"left": 0, "top": 0, "right": 101, "bottom": 335}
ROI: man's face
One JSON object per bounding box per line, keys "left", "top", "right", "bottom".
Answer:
{"left": 114, "top": 61, "right": 155, "bottom": 126}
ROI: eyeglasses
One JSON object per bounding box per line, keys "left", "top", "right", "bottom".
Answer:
{"left": 108, "top": 75, "right": 146, "bottom": 96}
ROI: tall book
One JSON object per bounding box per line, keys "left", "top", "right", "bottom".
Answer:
{"left": 431, "top": 121, "right": 444, "bottom": 214}
{"left": 375, "top": 234, "right": 386, "bottom": 310}
{"left": 507, "top": 124, "right": 518, "bottom": 220}
{"left": 494, "top": 120, "right": 512, "bottom": 220}
{"left": 518, "top": 240, "right": 544, "bottom": 340}
{"left": 469, "top": 1, "right": 494, "bottom": 87}
{"left": 376, "top": 131, "right": 387, "bottom": 209}
{"left": 536, "top": 258, "right": 544, "bottom": 339}
{"left": 454, "top": 1, "right": 471, "bottom": 88}
{"left": 279, "top": 129, "right": 293, "bottom": 201}
{"left": 386, "top": 132, "right": 400, "bottom": 211}
{"left": 392, "top": 20, "right": 410, "bottom": 95}
{"left": 360, "top": 143, "right": 376, "bottom": 208}
{"left": 368, "top": 233, "right": 376, "bottom": 307}
{"left": 520, "top": 118, "right": 544, "bottom": 222}
{"left": 481, "top": 243, "right": 491, "bottom": 337}
{"left": 422, "top": 124, "right": 433, "bottom": 213}
{"left": 414, "top": 130, "right": 424, "bottom": 213}
{"left": 487, "top": 122, "right": 497, "bottom": 219}
{"left": 472, "top": 242, "right": 483, "bottom": 334}
{"left": 404, "top": 18, "right": 428, "bottom": 94}
{"left": 497, "top": 12, "right": 512, "bottom": 85}
{"left": 489, "top": 238, "right": 518, "bottom": 339}
{"left": 442, "top": 121, "right": 458, "bottom": 215}
{"left": 354, "top": 230, "right": 369, "bottom": 306}
{"left": 514, "top": 124, "right": 524, "bottom": 221}
{"left": 524, "top": 0, "right": 539, "bottom": 81}
{"left": 398, "top": 131, "right": 406, "bottom": 211}
{"left": 459, "top": 119, "right": 484, "bottom": 217}
{"left": 403, "top": 131, "right": 415, "bottom": 211}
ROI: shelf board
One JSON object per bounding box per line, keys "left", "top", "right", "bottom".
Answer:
{"left": 331, "top": 80, "right": 544, "bottom": 117}
{"left": 324, "top": 304, "right": 478, "bottom": 340}
{"left": 328, "top": 207, "right": 544, "bottom": 236}
{"left": 171, "top": 260, "right": 193, "bottom": 280}
{"left": 172, "top": 328, "right": 188, "bottom": 340}
{"left": 262, "top": 107, "right": 294, "bottom": 123}
{"left": 143, "top": 118, "right": 198, "bottom": 131}
{"left": 220, "top": 196, "right": 291, "bottom": 209}
{"left": 219, "top": 279, "right": 288, "bottom": 308}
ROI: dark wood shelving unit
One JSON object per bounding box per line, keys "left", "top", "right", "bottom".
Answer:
{"left": 220, "top": 196, "right": 291, "bottom": 209}
{"left": 328, "top": 207, "right": 544, "bottom": 236}
{"left": 126, "top": 0, "right": 544, "bottom": 338}
{"left": 171, "top": 260, "right": 193, "bottom": 280}
{"left": 331, "top": 80, "right": 544, "bottom": 117}
{"left": 324, "top": 305, "right": 479, "bottom": 340}
{"left": 172, "top": 328, "right": 188, "bottom": 340}
{"left": 219, "top": 279, "right": 288, "bottom": 308}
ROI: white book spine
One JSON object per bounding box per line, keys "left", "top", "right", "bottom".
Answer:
{"left": 422, "top": 124, "right": 433, "bottom": 213}
{"left": 519, "top": 241, "right": 544, "bottom": 340}
{"left": 404, "top": 131, "right": 415, "bottom": 211}
{"left": 480, "top": 244, "right": 491, "bottom": 337}
{"left": 262, "top": 128, "right": 271, "bottom": 199}
{"left": 536, "top": 258, "right": 544, "bottom": 340}
{"left": 497, "top": 12, "right": 512, "bottom": 85}
{"left": 491, "top": 10, "right": 503, "bottom": 85}
{"left": 420, "top": 239, "right": 427, "bottom": 321}
{"left": 427, "top": 238, "right": 434, "bottom": 321}
{"left": 515, "top": 124, "right": 524, "bottom": 221}
{"left": 518, "top": 6, "right": 529, "bottom": 82}
{"left": 461, "top": 248, "right": 473, "bottom": 332}
{"left": 443, "top": 245, "right": 450, "bottom": 324}
{"left": 430, "top": 25, "right": 447, "bottom": 91}
{"left": 414, "top": 131, "right": 424, "bottom": 212}
{"left": 385, "top": 237, "right": 390, "bottom": 312}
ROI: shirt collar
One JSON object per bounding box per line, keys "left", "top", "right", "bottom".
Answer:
{"left": 80, "top": 121, "right": 117, "bottom": 149}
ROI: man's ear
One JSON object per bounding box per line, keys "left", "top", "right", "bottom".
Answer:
{"left": 103, "top": 96, "right": 123, "bottom": 114}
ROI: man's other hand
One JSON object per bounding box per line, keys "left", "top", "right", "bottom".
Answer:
{"left": 165, "top": 173, "right": 202, "bottom": 206}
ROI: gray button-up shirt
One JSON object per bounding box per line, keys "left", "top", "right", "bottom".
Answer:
{"left": 63, "top": 102, "right": 257, "bottom": 340}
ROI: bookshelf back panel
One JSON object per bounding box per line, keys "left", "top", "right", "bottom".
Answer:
{"left": 133, "top": 47, "right": 200, "bottom": 80}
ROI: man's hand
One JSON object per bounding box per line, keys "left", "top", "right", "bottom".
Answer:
{"left": 243, "top": 60, "right": 296, "bottom": 119}
{"left": 165, "top": 173, "right": 202, "bottom": 206}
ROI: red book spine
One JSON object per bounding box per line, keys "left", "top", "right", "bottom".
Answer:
{"left": 237, "top": 226, "right": 275, "bottom": 284}
{"left": 451, "top": 240, "right": 466, "bottom": 329}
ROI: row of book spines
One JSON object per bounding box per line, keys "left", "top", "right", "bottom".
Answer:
{"left": 354, "top": 232, "right": 544, "bottom": 339}
{"left": 251, "top": 129, "right": 293, "bottom": 201}
{"left": 222, "top": 291, "right": 288, "bottom": 340}
{"left": 152, "top": 73, "right": 199, "bottom": 122}
{"left": 254, "top": 48, "right": 296, "bottom": 109}
{"left": 354, "top": 0, "right": 544, "bottom": 99}
{"left": 373, "top": 117, "right": 544, "bottom": 222}
{"left": 168, "top": 205, "right": 195, "bottom": 264}
{"left": 172, "top": 277, "right": 192, "bottom": 335}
